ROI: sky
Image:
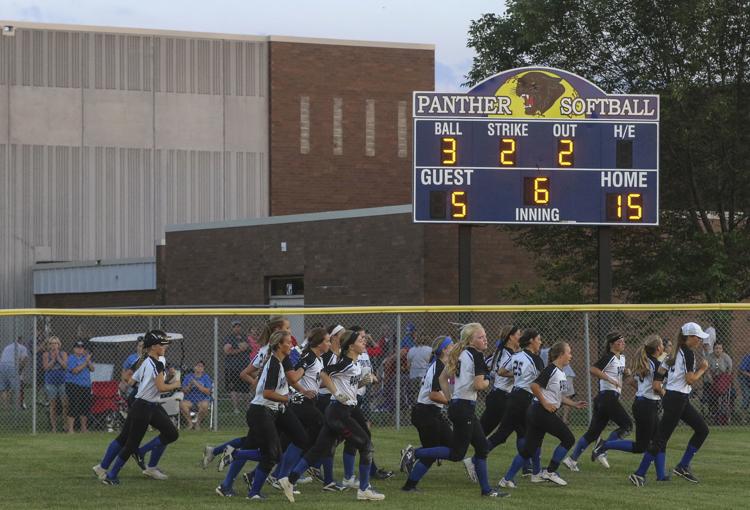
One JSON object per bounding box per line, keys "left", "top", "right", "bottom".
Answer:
{"left": 0, "top": 0, "right": 506, "bottom": 91}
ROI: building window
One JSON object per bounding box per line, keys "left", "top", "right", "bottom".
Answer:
{"left": 365, "top": 99, "right": 375, "bottom": 157}
{"left": 269, "top": 276, "right": 304, "bottom": 297}
{"left": 300, "top": 96, "right": 310, "bottom": 154}
{"left": 398, "top": 100, "right": 408, "bottom": 158}
{"left": 333, "top": 97, "right": 343, "bottom": 155}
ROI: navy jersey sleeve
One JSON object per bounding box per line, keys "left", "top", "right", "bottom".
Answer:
{"left": 684, "top": 349, "right": 695, "bottom": 373}
{"left": 431, "top": 360, "right": 444, "bottom": 392}
{"left": 265, "top": 358, "right": 281, "bottom": 391}
{"left": 320, "top": 351, "right": 334, "bottom": 368}
{"left": 282, "top": 356, "right": 293, "bottom": 372}
{"left": 531, "top": 353, "right": 545, "bottom": 372}
{"left": 471, "top": 348, "right": 488, "bottom": 375}
{"left": 534, "top": 364, "right": 556, "bottom": 388}
{"left": 593, "top": 353, "right": 614, "bottom": 371}
{"left": 294, "top": 352, "right": 315, "bottom": 371}
{"left": 324, "top": 357, "right": 352, "bottom": 376}
{"left": 154, "top": 359, "right": 165, "bottom": 374}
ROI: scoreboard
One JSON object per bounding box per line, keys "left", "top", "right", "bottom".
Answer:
{"left": 412, "top": 67, "right": 659, "bottom": 226}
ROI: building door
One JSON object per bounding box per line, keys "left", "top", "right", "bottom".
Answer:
{"left": 268, "top": 276, "right": 304, "bottom": 344}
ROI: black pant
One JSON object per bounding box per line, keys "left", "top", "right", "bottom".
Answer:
{"left": 488, "top": 389, "right": 532, "bottom": 447}
{"left": 291, "top": 397, "right": 324, "bottom": 454}
{"left": 447, "top": 399, "right": 489, "bottom": 461}
{"left": 343, "top": 400, "right": 371, "bottom": 456}
{"left": 521, "top": 403, "right": 575, "bottom": 471}
{"left": 243, "top": 404, "right": 309, "bottom": 472}
{"left": 304, "top": 402, "right": 373, "bottom": 468}
{"left": 117, "top": 399, "right": 178, "bottom": 462}
{"left": 316, "top": 393, "right": 332, "bottom": 415}
{"left": 648, "top": 391, "right": 709, "bottom": 454}
{"left": 412, "top": 403, "right": 452, "bottom": 448}
{"left": 632, "top": 398, "right": 659, "bottom": 453}
{"left": 582, "top": 391, "right": 632, "bottom": 443}
{"left": 480, "top": 388, "right": 509, "bottom": 435}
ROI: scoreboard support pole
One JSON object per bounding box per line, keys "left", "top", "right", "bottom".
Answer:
{"left": 459, "top": 225, "right": 472, "bottom": 305}
{"left": 598, "top": 226, "right": 612, "bottom": 304}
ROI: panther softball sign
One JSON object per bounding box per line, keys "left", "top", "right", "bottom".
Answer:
{"left": 412, "top": 67, "right": 659, "bottom": 225}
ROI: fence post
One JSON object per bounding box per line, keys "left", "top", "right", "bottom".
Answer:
{"left": 584, "top": 311, "right": 592, "bottom": 423}
{"left": 213, "top": 317, "right": 219, "bottom": 431}
{"left": 395, "top": 314, "right": 402, "bottom": 431}
{"left": 32, "top": 316, "right": 38, "bottom": 434}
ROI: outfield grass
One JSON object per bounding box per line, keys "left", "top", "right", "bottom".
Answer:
{"left": 0, "top": 426, "right": 744, "bottom": 509}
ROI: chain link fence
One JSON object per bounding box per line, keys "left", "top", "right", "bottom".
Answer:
{"left": 1, "top": 307, "right": 748, "bottom": 434}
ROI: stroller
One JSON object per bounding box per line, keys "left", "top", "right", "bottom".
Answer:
{"left": 90, "top": 381, "right": 128, "bottom": 432}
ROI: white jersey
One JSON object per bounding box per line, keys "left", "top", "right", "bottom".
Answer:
{"left": 295, "top": 351, "right": 323, "bottom": 396}
{"left": 252, "top": 345, "right": 270, "bottom": 369}
{"left": 324, "top": 355, "right": 361, "bottom": 406}
{"left": 665, "top": 347, "right": 696, "bottom": 395}
{"left": 511, "top": 349, "right": 545, "bottom": 393}
{"left": 594, "top": 352, "right": 626, "bottom": 393}
{"left": 491, "top": 347, "right": 515, "bottom": 392}
{"left": 356, "top": 351, "right": 372, "bottom": 397}
{"left": 635, "top": 355, "right": 662, "bottom": 400}
{"left": 133, "top": 355, "right": 167, "bottom": 403}
{"left": 251, "top": 355, "right": 292, "bottom": 411}
{"left": 417, "top": 359, "right": 446, "bottom": 408}
{"left": 532, "top": 364, "right": 567, "bottom": 411}
{"left": 452, "top": 347, "right": 488, "bottom": 401}
{"left": 318, "top": 350, "right": 338, "bottom": 396}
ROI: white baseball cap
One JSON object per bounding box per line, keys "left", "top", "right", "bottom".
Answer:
{"left": 681, "top": 322, "right": 709, "bottom": 339}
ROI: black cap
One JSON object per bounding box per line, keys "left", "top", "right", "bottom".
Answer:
{"left": 143, "top": 330, "right": 172, "bottom": 348}
{"left": 73, "top": 340, "right": 85, "bottom": 348}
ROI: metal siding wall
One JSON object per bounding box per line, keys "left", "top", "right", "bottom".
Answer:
{"left": 2, "top": 27, "right": 269, "bottom": 307}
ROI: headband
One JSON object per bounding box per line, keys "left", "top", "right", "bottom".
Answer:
{"left": 330, "top": 325, "right": 344, "bottom": 337}
{"left": 436, "top": 336, "right": 453, "bottom": 355}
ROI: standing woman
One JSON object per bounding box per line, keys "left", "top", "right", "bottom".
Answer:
{"left": 216, "top": 330, "right": 308, "bottom": 500}
{"left": 486, "top": 330, "right": 546, "bottom": 481}
{"left": 632, "top": 323, "right": 710, "bottom": 485}
{"left": 480, "top": 326, "right": 521, "bottom": 438}
{"left": 497, "top": 342, "right": 587, "bottom": 488}
{"left": 401, "top": 323, "right": 508, "bottom": 498}
{"left": 563, "top": 332, "right": 632, "bottom": 471}
{"left": 399, "top": 335, "right": 454, "bottom": 487}
{"left": 591, "top": 336, "right": 664, "bottom": 464}
{"left": 279, "top": 329, "right": 385, "bottom": 502}
{"left": 42, "top": 336, "right": 68, "bottom": 432}
{"left": 66, "top": 340, "right": 94, "bottom": 433}
{"left": 102, "top": 331, "right": 181, "bottom": 485}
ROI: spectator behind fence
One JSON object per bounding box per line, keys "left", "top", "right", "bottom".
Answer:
{"left": 406, "top": 336, "right": 432, "bottom": 406}
{"left": 0, "top": 337, "right": 28, "bottom": 409}
{"left": 223, "top": 320, "right": 250, "bottom": 415}
{"left": 739, "top": 351, "right": 750, "bottom": 417}
{"left": 382, "top": 346, "right": 409, "bottom": 412}
{"left": 120, "top": 337, "right": 144, "bottom": 397}
{"left": 247, "top": 327, "right": 261, "bottom": 361}
{"left": 180, "top": 361, "right": 213, "bottom": 430}
{"left": 402, "top": 323, "right": 417, "bottom": 350}
{"left": 42, "top": 336, "right": 68, "bottom": 432}
{"left": 66, "top": 340, "right": 94, "bottom": 433}
{"left": 705, "top": 342, "right": 733, "bottom": 424}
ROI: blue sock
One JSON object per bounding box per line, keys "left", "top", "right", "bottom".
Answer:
{"left": 279, "top": 444, "right": 304, "bottom": 478}
{"left": 358, "top": 463, "right": 371, "bottom": 491}
{"left": 474, "top": 457, "right": 491, "bottom": 494}
{"left": 369, "top": 459, "right": 378, "bottom": 476}
{"left": 100, "top": 439, "right": 122, "bottom": 469}
{"left": 504, "top": 454, "right": 526, "bottom": 482}
{"left": 148, "top": 443, "right": 166, "bottom": 467}
{"left": 249, "top": 467, "right": 268, "bottom": 496}
{"left": 213, "top": 437, "right": 244, "bottom": 456}
{"left": 635, "top": 452, "right": 654, "bottom": 477}
{"left": 138, "top": 436, "right": 162, "bottom": 456}
{"left": 233, "top": 449, "right": 262, "bottom": 462}
{"left": 107, "top": 455, "right": 127, "bottom": 479}
{"left": 516, "top": 437, "right": 525, "bottom": 454}
{"left": 322, "top": 457, "right": 334, "bottom": 484}
{"left": 343, "top": 453, "right": 356, "bottom": 479}
{"left": 552, "top": 445, "right": 568, "bottom": 464}
{"left": 532, "top": 448, "right": 541, "bottom": 474}
{"left": 408, "top": 461, "right": 430, "bottom": 482}
{"left": 414, "top": 446, "right": 451, "bottom": 460}
{"left": 570, "top": 437, "right": 589, "bottom": 461}
{"left": 604, "top": 440, "right": 633, "bottom": 452}
{"left": 290, "top": 457, "right": 310, "bottom": 480}
{"left": 655, "top": 452, "right": 666, "bottom": 480}
{"left": 606, "top": 430, "right": 621, "bottom": 441}
{"left": 679, "top": 444, "right": 699, "bottom": 469}
{"left": 222, "top": 458, "right": 247, "bottom": 489}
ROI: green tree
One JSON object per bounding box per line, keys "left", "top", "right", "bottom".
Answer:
{"left": 468, "top": 0, "right": 750, "bottom": 303}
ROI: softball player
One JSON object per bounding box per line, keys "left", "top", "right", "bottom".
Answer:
{"left": 480, "top": 326, "right": 521, "bottom": 436}
{"left": 564, "top": 332, "right": 632, "bottom": 471}
{"left": 497, "top": 341, "right": 587, "bottom": 488}
{"left": 399, "top": 336, "right": 454, "bottom": 486}
{"left": 631, "top": 323, "right": 710, "bottom": 485}
{"left": 101, "top": 331, "right": 181, "bottom": 485}
{"left": 279, "top": 330, "right": 385, "bottom": 501}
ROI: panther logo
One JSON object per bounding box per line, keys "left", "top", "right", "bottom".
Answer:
{"left": 515, "top": 71, "right": 565, "bottom": 116}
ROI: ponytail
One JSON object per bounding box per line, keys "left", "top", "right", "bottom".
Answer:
{"left": 490, "top": 325, "right": 519, "bottom": 372}
{"left": 519, "top": 329, "right": 539, "bottom": 349}
{"left": 629, "top": 335, "right": 663, "bottom": 377}
{"left": 665, "top": 332, "right": 687, "bottom": 367}
{"left": 258, "top": 316, "right": 288, "bottom": 346}
{"left": 446, "top": 323, "right": 483, "bottom": 376}
{"left": 303, "top": 327, "right": 328, "bottom": 356}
